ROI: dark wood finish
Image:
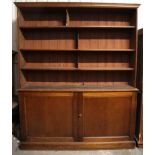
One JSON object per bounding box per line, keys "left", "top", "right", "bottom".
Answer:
{"left": 19, "top": 92, "right": 77, "bottom": 142}
{"left": 21, "top": 71, "right": 133, "bottom": 87}
{"left": 69, "top": 8, "right": 136, "bottom": 26}
{"left": 15, "top": 2, "right": 139, "bottom": 149}
{"left": 136, "top": 29, "right": 143, "bottom": 147}
{"left": 83, "top": 92, "right": 132, "bottom": 137}
{"left": 19, "top": 29, "right": 76, "bottom": 50}
{"left": 19, "top": 141, "right": 135, "bottom": 150}
{"left": 15, "top": 2, "right": 140, "bottom": 9}
{"left": 19, "top": 84, "right": 138, "bottom": 92}
{"left": 78, "top": 29, "right": 134, "bottom": 49}
{"left": 12, "top": 50, "right": 19, "bottom": 97}
{"left": 18, "top": 8, "right": 66, "bottom": 27}
{"left": 77, "top": 92, "right": 83, "bottom": 142}
{"left": 19, "top": 91, "right": 137, "bottom": 149}
{"left": 22, "top": 66, "right": 134, "bottom": 71}
{"left": 82, "top": 92, "right": 137, "bottom": 142}
{"left": 78, "top": 51, "right": 134, "bottom": 68}
{"left": 138, "top": 103, "right": 143, "bottom": 147}
{"left": 20, "top": 49, "right": 135, "bottom": 52}
{"left": 20, "top": 26, "right": 136, "bottom": 29}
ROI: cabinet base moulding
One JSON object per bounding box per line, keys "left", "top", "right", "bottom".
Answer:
{"left": 137, "top": 143, "right": 143, "bottom": 148}
{"left": 19, "top": 141, "right": 136, "bottom": 150}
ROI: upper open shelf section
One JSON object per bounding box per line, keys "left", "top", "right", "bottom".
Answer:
{"left": 16, "top": 2, "right": 139, "bottom": 89}
{"left": 18, "top": 7, "right": 137, "bottom": 28}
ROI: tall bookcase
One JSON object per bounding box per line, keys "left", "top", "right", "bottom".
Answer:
{"left": 15, "top": 2, "right": 140, "bottom": 149}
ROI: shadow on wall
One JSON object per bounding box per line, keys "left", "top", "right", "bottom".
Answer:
{"left": 12, "top": 18, "right": 19, "bottom": 97}
{"left": 12, "top": 19, "right": 17, "bottom": 51}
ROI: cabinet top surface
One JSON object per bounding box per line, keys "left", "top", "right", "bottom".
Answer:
{"left": 14, "top": 2, "right": 140, "bottom": 9}
{"left": 18, "top": 84, "right": 138, "bottom": 92}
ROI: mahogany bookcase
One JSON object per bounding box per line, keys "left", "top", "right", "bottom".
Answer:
{"left": 15, "top": 2, "right": 140, "bottom": 149}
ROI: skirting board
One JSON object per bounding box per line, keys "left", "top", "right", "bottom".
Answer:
{"left": 19, "top": 141, "right": 136, "bottom": 150}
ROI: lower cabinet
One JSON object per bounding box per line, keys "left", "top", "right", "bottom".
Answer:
{"left": 19, "top": 91, "right": 137, "bottom": 149}
{"left": 82, "top": 92, "right": 136, "bottom": 142}
{"left": 19, "top": 92, "right": 77, "bottom": 143}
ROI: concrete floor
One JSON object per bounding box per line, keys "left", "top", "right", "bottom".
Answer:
{"left": 12, "top": 136, "right": 143, "bottom": 155}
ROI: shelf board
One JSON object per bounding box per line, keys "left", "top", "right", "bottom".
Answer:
{"left": 20, "top": 48, "right": 135, "bottom": 52}
{"left": 21, "top": 65, "right": 134, "bottom": 71}
{"left": 22, "top": 66, "right": 75, "bottom": 71}
{"left": 19, "top": 84, "right": 138, "bottom": 92}
{"left": 20, "top": 25, "right": 135, "bottom": 29}
{"left": 77, "top": 67, "right": 134, "bottom": 71}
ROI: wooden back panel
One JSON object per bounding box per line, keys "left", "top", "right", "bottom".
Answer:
{"left": 22, "top": 70, "right": 132, "bottom": 86}
{"left": 19, "top": 8, "right": 66, "bottom": 27}
{"left": 69, "top": 8, "right": 135, "bottom": 26}
{"left": 78, "top": 52, "right": 133, "bottom": 68}
{"left": 78, "top": 29, "right": 134, "bottom": 49}
{"left": 19, "top": 29, "right": 76, "bottom": 50}
{"left": 22, "top": 51, "right": 76, "bottom": 68}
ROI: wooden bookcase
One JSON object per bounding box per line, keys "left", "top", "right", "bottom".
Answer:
{"left": 15, "top": 2, "right": 140, "bottom": 149}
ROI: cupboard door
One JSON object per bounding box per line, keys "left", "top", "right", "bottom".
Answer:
{"left": 19, "top": 92, "right": 77, "bottom": 142}
{"left": 82, "top": 92, "right": 136, "bottom": 142}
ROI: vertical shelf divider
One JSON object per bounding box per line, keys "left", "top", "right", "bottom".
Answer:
{"left": 75, "top": 30, "right": 79, "bottom": 69}
{"left": 66, "top": 9, "right": 69, "bottom": 26}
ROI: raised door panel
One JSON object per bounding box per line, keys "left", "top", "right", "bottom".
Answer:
{"left": 82, "top": 92, "right": 136, "bottom": 142}
{"left": 19, "top": 92, "right": 77, "bottom": 142}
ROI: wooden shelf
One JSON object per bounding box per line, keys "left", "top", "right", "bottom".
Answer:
{"left": 20, "top": 48, "right": 135, "bottom": 52}
{"left": 20, "top": 26, "right": 135, "bottom": 29}
{"left": 77, "top": 67, "right": 134, "bottom": 71}
{"left": 22, "top": 66, "right": 75, "bottom": 71}
{"left": 19, "top": 84, "right": 138, "bottom": 92}
{"left": 22, "top": 65, "right": 134, "bottom": 71}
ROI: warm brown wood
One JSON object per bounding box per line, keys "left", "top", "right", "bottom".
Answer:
{"left": 136, "top": 29, "right": 143, "bottom": 147}
{"left": 83, "top": 93, "right": 131, "bottom": 137}
{"left": 18, "top": 8, "right": 66, "bottom": 27}
{"left": 19, "top": 29, "right": 76, "bottom": 50}
{"left": 66, "top": 9, "right": 69, "bottom": 26}
{"left": 19, "top": 92, "right": 77, "bottom": 142}
{"left": 78, "top": 52, "right": 134, "bottom": 68}
{"left": 138, "top": 103, "right": 143, "bottom": 147}
{"left": 20, "top": 26, "right": 136, "bottom": 29}
{"left": 78, "top": 29, "right": 134, "bottom": 49}
{"left": 21, "top": 71, "right": 133, "bottom": 87}
{"left": 21, "top": 51, "right": 76, "bottom": 69}
{"left": 82, "top": 92, "right": 136, "bottom": 142}
{"left": 21, "top": 66, "right": 134, "bottom": 71}
{"left": 19, "top": 91, "right": 137, "bottom": 149}
{"left": 16, "top": 2, "right": 139, "bottom": 150}
{"left": 19, "top": 141, "right": 135, "bottom": 150}
{"left": 77, "top": 92, "right": 83, "bottom": 141}
{"left": 19, "top": 84, "right": 138, "bottom": 92}
{"left": 69, "top": 8, "right": 136, "bottom": 26}
{"left": 20, "top": 49, "right": 135, "bottom": 52}
{"left": 15, "top": 2, "right": 140, "bottom": 9}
